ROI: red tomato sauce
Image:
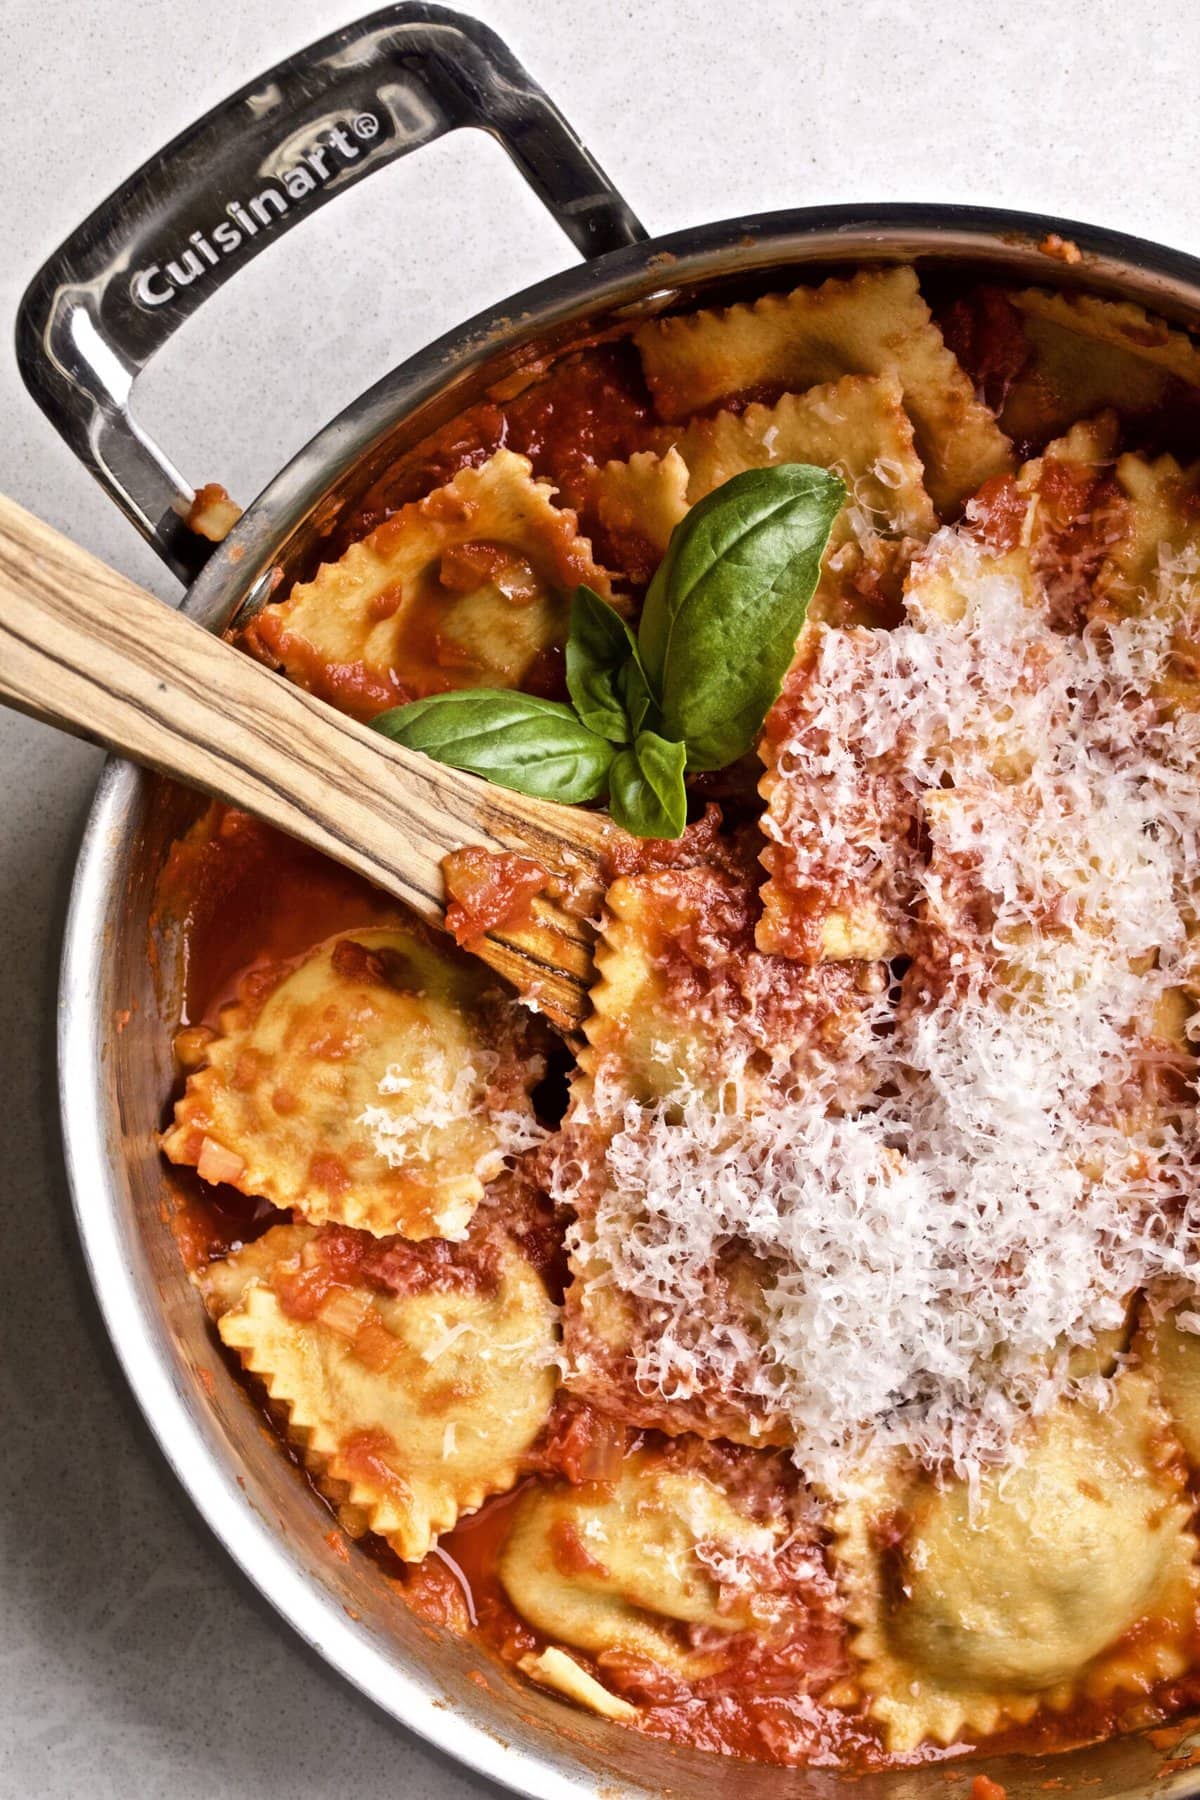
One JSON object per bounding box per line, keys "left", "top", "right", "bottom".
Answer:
{"left": 938, "top": 286, "right": 1032, "bottom": 420}
{"left": 158, "top": 805, "right": 404, "bottom": 1031}
{"left": 442, "top": 846, "right": 550, "bottom": 946}
{"left": 341, "top": 339, "right": 656, "bottom": 549}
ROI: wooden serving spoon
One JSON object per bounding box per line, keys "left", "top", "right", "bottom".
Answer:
{"left": 0, "top": 493, "right": 609, "bottom": 1032}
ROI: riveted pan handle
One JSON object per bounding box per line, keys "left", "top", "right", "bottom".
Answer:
{"left": 15, "top": 4, "right": 647, "bottom": 584}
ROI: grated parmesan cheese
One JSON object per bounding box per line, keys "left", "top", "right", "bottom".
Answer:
{"left": 356, "top": 1048, "right": 546, "bottom": 1174}
{"left": 420, "top": 1317, "right": 477, "bottom": 1363}
{"left": 560, "top": 533, "right": 1200, "bottom": 1490}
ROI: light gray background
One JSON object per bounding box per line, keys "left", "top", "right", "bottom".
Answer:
{"left": 2, "top": 1, "right": 1199, "bottom": 1794}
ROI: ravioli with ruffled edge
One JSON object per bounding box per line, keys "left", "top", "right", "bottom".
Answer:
{"left": 560, "top": 844, "right": 883, "bottom": 1448}
{"left": 246, "top": 447, "right": 620, "bottom": 719}
{"left": 998, "top": 287, "right": 1200, "bottom": 444}
{"left": 202, "top": 1218, "right": 559, "bottom": 1561}
{"left": 580, "top": 851, "right": 881, "bottom": 1109}
{"left": 588, "top": 371, "right": 937, "bottom": 626}
{"left": 755, "top": 418, "right": 1133, "bottom": 966}
{"left": 163, "top": 924, "right": 544, "bottom": 1240}
{"left": 499, "top": 1444, "right": 835, "bottom": 1719}
{"left": 633, "top": 265, "right": 1013, "bottom": 513}
{"left": 833, "top": 1370, "right": 1200, "bottom": 1752}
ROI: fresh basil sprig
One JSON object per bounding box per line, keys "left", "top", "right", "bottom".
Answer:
{"left": 609, "top": 731, "right": 688, "bottom": 840}
{"left": 372, "top": 463, "right": 845, "bottom": 838}
{"left": 372, "top": 688, "right": 614, "bottom": 803}
{"left": 565, "top": 583, "right": 654, "bottom": 742}
{"left": 639, "top": 463, "right": 846, "bottom": 770}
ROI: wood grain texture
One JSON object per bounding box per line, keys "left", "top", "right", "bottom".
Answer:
{"left": 0, "top": 494, "right": 607, "bottom": 1030}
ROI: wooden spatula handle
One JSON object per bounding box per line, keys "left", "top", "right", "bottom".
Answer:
{"left": 0, "top": 494, "right": 606, "bottom": 1028}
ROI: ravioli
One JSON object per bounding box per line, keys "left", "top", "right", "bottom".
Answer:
{"left": 757, "top": 624, "right": 916, "bottom": 963}
{"left": 561, "top": 1211, "right": 792, "bottom": 1451}
{"left": 562, "top": 846, "right": 881, "bottom": 1446}
{"left": 163, "top": 926, "right": 544, "bottom": 1239}
{"left": 499, "top": 1448, "right": 805, "bottom": 1679}
{"left": 246, "top": 448, "right": 618, "bottom": 719}
{"left": 209, "top": 1221, "right": 559, "bottom": 1560}
{"left": 589, "top": 373, "right": 936, "bottom": 624}
{"left": 581, "top": 854, "right": 881, "bottom": 1108}
{"left": 581, "top": 871, "right": 714, "bottom": 1105}
{"left": 675, "top": 371, "right": 935, "bottom": 533}
{"left": 1001, "top": 289, "right": 1200, "bottom": 444}
{"left": 197, "top": 1222, "right": 316, "bottom": 1317}
{"left": 905, "top": 415, "right": 1122, "bottom": 627}
{"left": 836, "top": 1372, "right": 1200, "bottom": 1752}
{"left": 634, "top": 266, "right": 1012, "bottom": 512}
{"left": 1078, "top": 450, "right": 1200, "bottom": 741}
{"left": 585, "top": 446, "right": 691, "bottom": 584}
{"left": 1095, "top": 450, "right": 1200, "bottom": 603}
{"left": 1151, "top": 1306, "right": 1200, "bottom": 1467}
{"left": 757, "top": 429, "right": 1118, "bottom": 964}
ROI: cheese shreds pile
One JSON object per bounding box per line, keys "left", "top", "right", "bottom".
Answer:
{"left": 561, "top": 533, "right": 1200, "bottom": 1489}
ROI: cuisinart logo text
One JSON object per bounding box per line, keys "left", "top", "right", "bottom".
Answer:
{"left": 131, "top": 111, "right": 382, "bottom": 308}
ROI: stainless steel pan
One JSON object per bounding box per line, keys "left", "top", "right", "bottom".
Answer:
{"left": 18, "top": 7, "right": 1200, "bottom": 1794}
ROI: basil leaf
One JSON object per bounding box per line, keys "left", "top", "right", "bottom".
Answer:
{"left": 619, "top": 656, "right": 658, "bottom": 737}
{"left": 637, "top": 463, "right": 845, "bottom": 771}
{"left": 608, "top": 730, "right": 688, "bottom": 840}
{"left": 372, "top": 689, "right": 614, "bottom": 803}
{"left": 565, "top": 586, "right": 644, "bottom": 742}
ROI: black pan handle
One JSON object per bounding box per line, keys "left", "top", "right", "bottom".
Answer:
{"left": 15, "top": 4, "right": 647, "bottom": 583}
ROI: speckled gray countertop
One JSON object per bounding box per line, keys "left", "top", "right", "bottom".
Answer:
{"left": 3, "top": 1, "right": 1200, "bottom": 1793}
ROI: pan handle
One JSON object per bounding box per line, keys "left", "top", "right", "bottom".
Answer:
{"left": 15, "top": 4, "right": 647, "bottom": 583}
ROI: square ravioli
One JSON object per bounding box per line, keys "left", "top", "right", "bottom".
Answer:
{"left": 246, "top": 448, "right": 620, "bottom": 719}
{"left": 163, "top": 924, "right": 546, "bottom": 1239}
